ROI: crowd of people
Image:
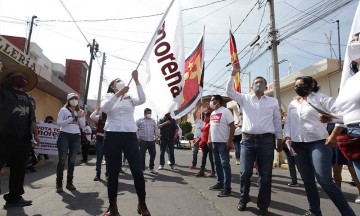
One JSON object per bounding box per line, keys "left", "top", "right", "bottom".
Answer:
{"left": 1, "top": 34, "right": 360, "bottom": 216}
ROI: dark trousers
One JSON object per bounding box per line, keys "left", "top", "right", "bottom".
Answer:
{"left": 104, "top": 132, "right": 146, "bottom": 200}
{"left": 0, "top": 134, "right": 32, "bottom": 202}
{"left": 200, "top": 144, "right": 215, "bottom": 171}
{"left": 139, "top": 140, "right": 156, "bottom": 170}
{"left": 81, "top": 141, "right": 89, "bottom": 161}
{"left": 160, "top": 138, "right": 175, "bottom": 166}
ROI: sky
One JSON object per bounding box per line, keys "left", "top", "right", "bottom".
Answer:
{"left": 0, "top": 0, "right": 358, "bottom": 119}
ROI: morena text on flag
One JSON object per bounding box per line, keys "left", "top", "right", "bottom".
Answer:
{"left": 154, "top": 21, "right": 183, "bottom": 98}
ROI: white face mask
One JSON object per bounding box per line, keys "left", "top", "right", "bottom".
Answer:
{"left": 210, "top": 101, "right": 216, "bottom": 109}
{"left": 146, "top": 114, "right": 151, "bottom": 118}
{"left": 69, "top": 99, "right": 78, "bottom": 107}
{"left": 115, "top": 81, "right": 125, "bottom": 92}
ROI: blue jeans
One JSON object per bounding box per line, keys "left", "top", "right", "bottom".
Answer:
{"left": 283, "top": 148, "right": 298, "bottom": 183}
{"left": 192, "top": 139, "right": 200, "bottom": 165}
{"left": 95, "top": 139, "right": 108, "bottom": 177}
{"left": 240, "top": 136, "right": 274, "bottom": 209}
{"left": 160, "top": 138, "right": 175, "bottom": 166}
{"left": 234, "top": 140, "right": 241, "bottom": 159}
{"left": 56, "top": 132, "right": 80, "bottom": 179}
{"left": 104, "top": 132, "right": 146, "bottom": 200}
{"left": 212, "top": 142, "right": 231, "bottom": 190}
{"left": 139, "top": 140, "right": 156, "bottom": 170}
{"left": 293, "top": 140, "right": 355, "bottom": 216}
{"left": 348, "top": 127, "right": 360, "bottom": 180}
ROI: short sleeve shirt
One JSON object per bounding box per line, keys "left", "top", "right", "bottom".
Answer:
{"left": 210, "top": 106, "right": 234, "bottom": 142}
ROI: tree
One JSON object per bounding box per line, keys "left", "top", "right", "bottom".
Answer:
{"left": 178, "top": 121, "right": 192, "bottom": 136}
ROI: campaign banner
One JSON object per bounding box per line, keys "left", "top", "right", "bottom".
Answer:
{"left": 34, "top": 122, "right": 60, "bottom": 155}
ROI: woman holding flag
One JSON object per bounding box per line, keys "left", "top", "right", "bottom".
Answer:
{"left": 101, "top": 70, "right": 150, "bottom": 216}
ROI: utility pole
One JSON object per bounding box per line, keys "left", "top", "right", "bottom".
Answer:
{"left": 268, "top": 0, "right": 281, "bottom": 108}
{"left": 336, "top": 20, "right": 342, "bottom": 72}
{"left": 97, "top": 52, "right": 106, "bottom": 107}
{"left": 26, "top": 15, "right": 37, "bottom": 55}
{"left": 84, "top": 39, "right": 100, "bottom": 110}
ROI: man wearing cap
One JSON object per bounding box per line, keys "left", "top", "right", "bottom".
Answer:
{"left": 0, "top": 63, "right": 39, "bottom": 208}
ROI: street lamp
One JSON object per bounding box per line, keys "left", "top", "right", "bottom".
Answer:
{"left": 83, "top": 39, "right": 101, "bottom": 110}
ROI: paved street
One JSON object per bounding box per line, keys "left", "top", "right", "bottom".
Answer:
{"left": 0, "top": 146, "right": 359, "bottom": 216}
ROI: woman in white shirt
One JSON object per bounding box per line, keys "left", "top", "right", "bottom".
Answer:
{"left": 56, "top": 93, "right": 86, "bottom": 193}
{"left": 101, "top": 70, "right": 150, "bottom": 216}
{"left": 284, "top": 76, "right": 355, "bottom": 216}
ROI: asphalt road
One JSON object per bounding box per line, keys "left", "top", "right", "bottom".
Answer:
{"left": 0, "top": 145, "right": 359, "bottom": 216}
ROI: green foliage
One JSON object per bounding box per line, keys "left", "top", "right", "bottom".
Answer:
{"left": 184, "top": 132, "right": 194, "bottom": 141}
{"left": 178, "top": 121, "right": 192, "bottom": 136}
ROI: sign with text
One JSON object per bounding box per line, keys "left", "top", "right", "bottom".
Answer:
{"left": 34, "top": 122, "right": 60, "bottom": 155}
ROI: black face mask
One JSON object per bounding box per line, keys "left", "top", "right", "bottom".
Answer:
{"left": 295, "top": 86, "right": 310, "bottom": 97}
{"left": 350, "top": 61, "right": 359, "bottom": 74}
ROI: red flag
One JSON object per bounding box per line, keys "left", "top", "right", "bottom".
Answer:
{"left": 174, "top": 36, "right": 204, "bottom": 118}
{"left": 229, "top": 30, "right": 241, "bottom": 93}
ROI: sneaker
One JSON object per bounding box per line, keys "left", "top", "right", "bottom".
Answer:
{"left": 148, "top": 168, "right": 158, "bottom": 174}
{"left": 237, "top": 198, "right": 250, "bottom": 211}
{"left": 208, "top": 183, "right": 223, "bottom": 190}
{"left": 287, "top": 182, "right": 299, "bottom": 187}
{"left": 158, "top": 165, "right": 164, "bottom": 170}
{"left": 355, "top": 195, "right": 360, "bottom": 204}
{"left": 258, "top": 208, "right": 269, "bottom": 216}
{"left": 217, "top": 188, "right": 231, "bottom": 197}
{"left": 236, "top": 159, "right": 240, "bottom": 165}
{"left": 195, "top": 170, "right": 205, "bottom": 177}
{"left": 93, "top": 176, "right": 100, "bottom": 181}
{"left": 189, "top": 164, "right": 196, "bottom": 169}
{"left": 4, "top": 198, "right": 32, "bottom": 208}
{"left": 170, "top": 165, "right": 175, "bottom": 170}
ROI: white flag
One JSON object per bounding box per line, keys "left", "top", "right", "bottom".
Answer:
{"left": 143, "top": 0, "right": 185, "bottom": 117}
{"left": 339, "top": 2, "right": 360, "bottom": 89}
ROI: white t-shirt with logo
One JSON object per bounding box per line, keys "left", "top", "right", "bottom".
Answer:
{"left": 210, "top": 106, "right": 234, "bottom": 143}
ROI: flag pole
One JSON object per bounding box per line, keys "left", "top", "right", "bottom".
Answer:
{"left": 200, "top": 25, "right": 205, "bottom": 121}
{"left": 125, "top": 0, "right": 176, "bottom": 87}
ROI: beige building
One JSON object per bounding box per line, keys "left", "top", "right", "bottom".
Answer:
{"left": 0, "top": 35, "right": 93, "bottom": 123}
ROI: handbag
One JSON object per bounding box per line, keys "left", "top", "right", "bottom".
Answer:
{"left": 336, "top": 134, "right": 360, "bottom": 161}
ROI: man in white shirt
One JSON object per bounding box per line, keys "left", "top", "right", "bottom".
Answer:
{"left": 207, "top": 95, "right": 235, "bottom": 198}
{"left": 226, "top": 64, "right": 282, "bottom": 215}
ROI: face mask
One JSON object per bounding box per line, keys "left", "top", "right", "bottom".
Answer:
{"left": 210, "top": 101, "right": 217, "bottom": 109}
{"left": 115, "top": 81, "right": 125, "bottom": 91}
{"left": 295, "top": 86, "right": 310, "bottom": 97}
{"left": 146, "top": 114, "right": 151, "bottom": 118}
{"left": 350, "top": 61, "right": 359, "bottom": 74}
{"left": 69, "top": 99, "right": 79, "bottom": 106}
{"left": 254, "top": 83, "right": 266, "bottom": 94}
{"left": 9, "top": 75, "right": 27, "bottom": 88}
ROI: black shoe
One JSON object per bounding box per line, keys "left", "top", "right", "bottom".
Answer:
{"left": 217, "top": 189, "right": 231, "bottom": 197}
{"left": 237, "top": 198, "right": 250, "bottom": 211}
{"left": 27, "top": 166, "right": 36, "bottom": 172}
{"left": 258, "top": 208, "right": 269, "bottom": 216}
{"left": 4, "top": 198, "right": 32, "bottom": 208}
{"left": 287, "top": 182, "right": 299, "bottom": 187}
{"left": 208, "top": 183, "right": 223, "bottom": 190}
